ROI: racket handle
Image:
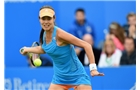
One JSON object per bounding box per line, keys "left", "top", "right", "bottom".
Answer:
{"left": 20, "top": 48, "right": 24, "bottom": 53}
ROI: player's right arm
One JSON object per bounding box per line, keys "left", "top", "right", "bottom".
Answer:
{"left": 20, "top": 46, "right": 45, "bottom": 55}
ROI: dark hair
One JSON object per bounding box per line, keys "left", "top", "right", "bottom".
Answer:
{"left": 40, "top": 5, "right": 54, "bottom": 10}
{"left": 75, "top": 8, "right": 85, "bottom": 14}
{"left": 39, "top": 5, "right": 55, "bottom": 45}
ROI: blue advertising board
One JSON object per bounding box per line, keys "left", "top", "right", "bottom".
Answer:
{"left": 5, "top": 66, "right": 136, "bottom": 90}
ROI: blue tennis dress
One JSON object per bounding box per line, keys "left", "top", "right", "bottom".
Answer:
{"left": 42, "top": 26, "right": 91, "bottom": 85}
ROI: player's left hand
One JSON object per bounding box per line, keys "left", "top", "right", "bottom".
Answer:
{"left": 90, "top": 70, "right": 104, "bottom": 77}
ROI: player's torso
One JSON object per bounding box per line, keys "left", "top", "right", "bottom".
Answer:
{"left": 41, "top": 26, "right": 85, "bottom": 74}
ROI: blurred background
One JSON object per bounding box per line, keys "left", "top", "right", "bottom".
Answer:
{"left": 5, "top": 0, "right": 136, "bottom": 90}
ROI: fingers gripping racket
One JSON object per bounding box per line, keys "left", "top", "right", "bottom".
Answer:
{"left": 20, "top": 41, "right": 40, "bottom": 66}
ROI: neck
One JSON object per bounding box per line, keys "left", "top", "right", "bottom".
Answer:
{"left": 127, "top": 50, "right": 134, "bottom": 56}
{"left": 106, "top": 52, "right": 114, "bottom": 57}
{"left": 79, "top": 21, "right": 84, "bottom": 25}
{"left": 45, "top": 26, "right": 54, "bottom": 34}
{"left": 107, "top": 54, "right": 112, "bottom": 57}
{"left": 77, "top": 20, "right": 85, "bottom": 25}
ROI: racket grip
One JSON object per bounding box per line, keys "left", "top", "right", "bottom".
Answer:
{"left": 20, "top": 48, "right": 24, "bottom": 53}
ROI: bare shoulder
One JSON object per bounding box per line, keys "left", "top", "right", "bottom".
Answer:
{"left": 56, "top": 27, "right": 73, "bottom": 39}
{"left": 56, "top": 27, "right": 69, "bottom": 35}
{"left": 55, "top": 27, "right": 70, "bottom": 45}
{"left": 55, "top": 26, "right": 89, "bottom": 48}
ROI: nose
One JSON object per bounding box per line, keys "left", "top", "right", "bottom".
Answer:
{"left": 43, "top": 19, "right": 49, "bottom": 24}
{"left": 45, "top": 20, "right": 49, "bottom": 23}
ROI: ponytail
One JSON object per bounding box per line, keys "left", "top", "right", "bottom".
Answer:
{"left": 39, "top": 28, "right": 44, "bottom": 45}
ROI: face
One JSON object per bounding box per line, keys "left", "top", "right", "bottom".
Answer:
{"left": 75, "top": 11, "right": 85, "bottom": 24}
{"left": 128, "top": 16, "right": 136, "bottom": 26}
{"left": 39, "top": 16, "right": 55, "bottom": 31}
{"left": 124, "top": 38, "right": 135, "bottom": 53}
{"left": 105, "top": 42, "right": 115, "bottom": 54}
{"left": 110, "top": 29, "right": 117, "bottom": 35}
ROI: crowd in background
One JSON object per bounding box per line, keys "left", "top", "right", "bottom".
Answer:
{"left": 28, "top": 8, "right": 136, "bottom": 68}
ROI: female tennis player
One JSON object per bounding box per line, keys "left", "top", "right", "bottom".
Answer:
{"left": 20, "top": 5, "right": 104, "bottom": 90}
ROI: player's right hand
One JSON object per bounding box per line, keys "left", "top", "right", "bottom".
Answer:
{"left": 20, "top": 46, "right": 28, "bottom": 55}
{"left": 90, "top": 70, "right": 104, "bottom": 77}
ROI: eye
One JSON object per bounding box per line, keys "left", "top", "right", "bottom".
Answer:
{"left": 41, "top": 16, "right": 52, "bottom": 21}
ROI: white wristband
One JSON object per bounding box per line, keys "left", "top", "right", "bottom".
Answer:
{"left": 89, "top": 63, "right": 97, "bottom": 71}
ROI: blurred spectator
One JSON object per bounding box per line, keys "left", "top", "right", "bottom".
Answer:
{"left": 128, "top": 25, "right": 136, "bottom": 39}
{"left": 78, "top": 34, "right": 101, "bottom": 66}
{"left": 68, "top": 8, "right": 95, "bottom": 55}
{"left": 120, "top": 37, "right": 136, "bottom": 65}
{"left": 98, "top": 39, "right": 122, "bottom": 68}
{"left": 123, "top": 12, "right": 136, "bottom": 46}
{"left": 106, "top": 22, "right": 125, "bottom": 51}
{"left": 123, "top": 12, "right": 136, "bottom": 35}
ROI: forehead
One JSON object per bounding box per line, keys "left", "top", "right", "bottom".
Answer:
{"left": 76, "top": 11, "right": 84, "bottom": 15}
{"left": 128, "top": 16, "right": 136, "bottom": 19}
{"left": 105, "top": 41, "right": 113, "bottom": 45}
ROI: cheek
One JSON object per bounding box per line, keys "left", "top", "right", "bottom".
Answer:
{"left": 125, "top": 45, "right": 130, "bottom": 49}
{"left": 50, "top": 20, "right": 54, "bottom": 24}
{"left": 39, "top": 20, "right": 44, "bottom": 25}
{"left": 129, "top": 45, "right": 134, "bottom": 49}
{"left": 129, "top": 19, "right": 135, "bottom": 24}
{"left": 107, "top": 48, "right": 113, "bottom": 53}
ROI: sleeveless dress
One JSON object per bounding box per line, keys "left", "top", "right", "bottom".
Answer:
{"left": 42, "top": 26, "right": 91, "bottom": 85}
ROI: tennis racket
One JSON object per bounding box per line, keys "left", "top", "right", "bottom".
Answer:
{"left": 20, "top": 41, "right": 40, "bottom": 66}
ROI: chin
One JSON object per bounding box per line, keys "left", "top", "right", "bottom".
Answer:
{"left": 43, "top": 27, "right": 51, "bottom": 31}
{"left": 45, "top": 29, "right": 50, "bottom": 31}
{"left": 43, "top": 25, "right": 53, "bottom": 31}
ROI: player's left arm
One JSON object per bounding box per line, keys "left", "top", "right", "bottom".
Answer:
{"left": 57, "top": 28, "right": 104, "bottom": 76}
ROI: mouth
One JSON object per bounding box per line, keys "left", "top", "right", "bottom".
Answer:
{"left": 44, "top": 24, "right": 50, "bottom": 28}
